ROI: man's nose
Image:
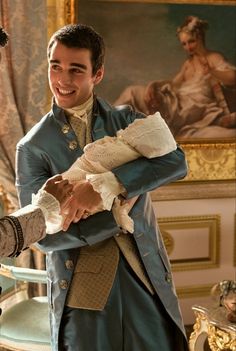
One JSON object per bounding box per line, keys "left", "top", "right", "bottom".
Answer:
{"left": 57, "top": 71, "right": 72, "bottom": 85}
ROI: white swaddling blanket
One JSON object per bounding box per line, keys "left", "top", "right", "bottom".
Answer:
{"left": 33, "top": 112, "right": 177, "bottom": 234}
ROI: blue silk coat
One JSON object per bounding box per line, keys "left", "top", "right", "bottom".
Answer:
{"left": 16, "top": 97, "right": 188, "bottom": 350}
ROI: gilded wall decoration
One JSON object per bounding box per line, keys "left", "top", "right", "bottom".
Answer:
{"left": 181, "top": 142, "right": 236, "bottom": 182}
{"left": 158, "top": 214, "right": 220, "bottom": 271}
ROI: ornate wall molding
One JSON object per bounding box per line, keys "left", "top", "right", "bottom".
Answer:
{"left": 176, "top": 284, "right": 213, "bottom": 299}
{"left": 151, "top": 180, "right": 236, "bottom": 201}
{"left": 181, "top": 142, "right": 236, "bottom": 182}
{"left": 159, "top": 214, "right": 220, "bottom": 271}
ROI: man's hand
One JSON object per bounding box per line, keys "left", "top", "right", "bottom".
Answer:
{"left": 42, "top": 175, "right": 73, "bottom": 207}
{"left": 61, "top": 180, "right": 102, "bottom": 231}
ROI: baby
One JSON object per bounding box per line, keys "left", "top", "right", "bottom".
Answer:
{"left": 33, "top": 112, "right": 177, "bottom": 234}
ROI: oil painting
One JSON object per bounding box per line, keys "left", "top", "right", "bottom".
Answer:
{"left": 77, "top": 0, "right": 236, "bottom": 141}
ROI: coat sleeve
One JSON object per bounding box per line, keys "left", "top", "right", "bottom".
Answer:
{"left": 112, "top": 145, "right": 187, "bottom": 198}
{"left": 0, "top": 206, "right": 46, "bottom": 257}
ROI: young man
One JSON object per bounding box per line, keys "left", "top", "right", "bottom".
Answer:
{"left": 0, "top": 27, "right": 73, "bottom": 258}
{"left": 16, "top": 24, "right": 189, "bottom": 351}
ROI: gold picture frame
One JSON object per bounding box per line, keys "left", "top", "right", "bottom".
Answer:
{"left": 68, "top": 0, "right": 236, "bottom": 198}
{"left": 47, "top": 0, "right": 77, "bottom": 39}
{"left": 91, "top": 0, "right": 235, "bottom": 3}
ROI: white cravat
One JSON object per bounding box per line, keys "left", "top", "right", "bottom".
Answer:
{"left": 65, "top": 94, "right": 93, "bottom": 123}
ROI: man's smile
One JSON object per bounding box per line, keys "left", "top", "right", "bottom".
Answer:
{"left": 57, "top": 88, "right": 75, "bottom": 96}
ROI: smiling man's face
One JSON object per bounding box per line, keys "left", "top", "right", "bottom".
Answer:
{"left": 48, "top": 41, "right": 104, "bottom": 108}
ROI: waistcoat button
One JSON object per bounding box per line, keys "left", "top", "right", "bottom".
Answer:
{"left": 65, "top": 260, "right": 74, "bottom": 270}
{"left": 61, "top": 124, "right": 70, "bottom": 134}
{"left": 68, "top": 140, "right": 77, "bottom": 150}
{"left": 59, "top": 279, "right": 68, "bottom": 289}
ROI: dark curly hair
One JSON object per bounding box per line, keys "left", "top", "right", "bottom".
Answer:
{"left": 0, "top": 27, "right": 9, "bottom": 47}
{"left": 47, "top": 24, "right": 105, "bottom": 75}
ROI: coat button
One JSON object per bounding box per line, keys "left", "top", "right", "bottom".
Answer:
{"left": 65, "top": 260, "right": 74, "bottom": 270}
{"left": 165, "top": 273, "right": 172, "bottom": 283}
{"left": 68, "top": 140, "right": 77, "bottom": 150}
{"left": 62, "top": 124, "right": 70, "bottom": 134}
{"left": 59, "top": 279, "right": 69, "bottom": 289}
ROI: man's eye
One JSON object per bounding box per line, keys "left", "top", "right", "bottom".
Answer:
{"left": 51, "top": 65, "right": 61, "bottom": 71}
{"left": 71, "top": 68, "right": 83, "bottom": 74}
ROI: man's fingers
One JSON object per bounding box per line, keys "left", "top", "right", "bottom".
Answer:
{"left": 62, "top": 206, "right": 88, "bottom": 230}
{"left": 62, "top": 209, "right": 77, "bottom": 231}
{"left": 45, "top": 174, "right": 63, "bottom": 184}
{"left": 73, "top": 209, "right": 85, "bottom": 223}
{"left": 63, "top": 183, "right": 73, "bottom": 196}
{"left": 81, "top": 211, "right": 90, "bottom": 219}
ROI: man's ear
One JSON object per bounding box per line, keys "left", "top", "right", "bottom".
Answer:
{"left": 93, "top": 66, "right": 104, "bottom": 85}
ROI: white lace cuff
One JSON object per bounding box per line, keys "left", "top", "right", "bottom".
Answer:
{"left": 86, "top": 171, "right": 125, "bottom": 210}
{"left": 31, "top": 189, "right": 63, "bottom": 234}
